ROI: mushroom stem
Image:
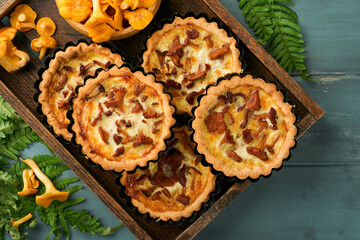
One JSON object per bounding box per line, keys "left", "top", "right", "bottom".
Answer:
{"left": 21, "top": 158, "right": 52, "bottom": 188}
{"left": 39, "top": 48, "right": 47, "bottom": 60}
{"left": 16, "top": 22, "right": 36, "bottom": 29}
{"left": 11, "top": 213, "right": 33, "bottom": 227}
{"left": 17, "top": 13, "right": 27, "bottom": 22}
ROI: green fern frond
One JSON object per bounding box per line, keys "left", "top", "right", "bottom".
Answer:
{"left": 56, "top": 198, "right": 85, "bottom": 211}
{"left": 0, "top": 140, "right": 18, "bottom": 160}
{"left": 239, "top": 0, "right": 318, "bottom": 81}
{"left": 64, "top": 209, "right": 123, "bottom": 235}
{"left": 43, "top": 165, "right": 69, "bottom": 180}
{"left": 53, "top": 177, "right": 79, "bottom": 190}
{"left": 0, "top": 96, "right": 21, "bottom": 121}
{"left": 0, "top": 156, "right": 9, "bottom": 167}
{"left": 67, "top": 185, "right": 83, "bottom": 196}
{"left": 0, "top": 170, "right": 17, "bottom": 185}
{"left": 32, "top": 155, "right": 63, "bottom": 169}
{"left": 0, "top": 128, "right": 40, "bottom": 159}
{"left": 0, "top": 119, "right": 26, "bottom": 139}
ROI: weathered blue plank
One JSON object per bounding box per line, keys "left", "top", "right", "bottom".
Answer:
{"left": 196, "top": 166, "right": 360, "bottom": 240}
{"left": 290, "top": 74, "right": 360, "bottom": 164}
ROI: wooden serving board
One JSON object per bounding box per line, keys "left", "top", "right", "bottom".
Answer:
{"left": 0, "top": 0, "right": 21, "bottom": 19}
{"left": 0, "top": 0, "right": 324, "bottom": 239}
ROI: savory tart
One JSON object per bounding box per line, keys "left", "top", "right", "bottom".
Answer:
{"left": 120, "top": 126, "right": 216, "bottom": 221}
{"left": 192, "top": 75, "right": 297, "bottom": 179}
{"left": 71, "top": 66, "right": 175, "bottom": 172}
{"left": 142, "top": 17, "right": 242, "bottom": 114}
{"left": 39, "top": 42, "right": 123, "bottom": 140}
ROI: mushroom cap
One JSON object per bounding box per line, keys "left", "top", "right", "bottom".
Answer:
{"left": 18, "top": 189, "right": 38, "bottom": 196}
{"left": 36, "top": 190, "right": 69, "bottom": 208}
{"left": 0, "top": 27, "right": 17, "bottom": 41}
{"left": 10, "top": 4, "right": 37, "bottom": 32}
{"left": 57, "top": 0, "right": 93, "bottom": 23}
{"left": 31, "top": 36, "right": 57, "bottom": 51}
{"left": 0, "top": 41, "right": 7, "bottom": 58}
{"left": 120, "top": 0, "right": 139, "bottom": 10}
{"left": 36, "top": 17, "right": 56, "bottom": 37}
{"left": 87, "top": 23, "right": 115, "bottom": 43}
{"left": 124, "top": 8, "right": 153, "bottom": 30}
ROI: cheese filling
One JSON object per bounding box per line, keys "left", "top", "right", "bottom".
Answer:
{"left": 202, "top": 85, "right": 288, "bottom": 168}
{"left": 78, "top": 73, "right": 165, "bottom": 161}
{"left": 121, "top": 127, "right": 214, "bottom": 212}
{"left": 147, "top": 24, "right": 238, "bottom": 112}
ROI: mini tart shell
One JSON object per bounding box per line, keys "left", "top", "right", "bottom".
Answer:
{"left": 39, "top": 42, "right": 124, "bottom": 141}
{"left": 192, "top": 75, "right": 297, "bottom": 179}
{"left": 71, "top": 66, "right": 176, "bottom": 172}
{"left": 142, "top": 16, "right": 242, "bottom": 114}
{"left": 120, "top": 126, "right": 216, "bottom": 222}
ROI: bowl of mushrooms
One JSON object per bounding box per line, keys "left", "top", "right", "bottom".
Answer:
{"left": 55, "top": 0, "right": 161, "bottom": 43}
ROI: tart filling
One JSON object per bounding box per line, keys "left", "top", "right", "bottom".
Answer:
{"left": 71, "top": 66, "right": 175, "bottom": 172}
{"left": 142, "top": 17, "right": 242, "bottom": 114}
{"left": 193, "top": 75, "right": 297, "bottom": 179}
{"left": 120, "top": 126, "right": 216, "bottom": 221}
{"left": 39, "top": 42, "right": 123, "bottom": 140}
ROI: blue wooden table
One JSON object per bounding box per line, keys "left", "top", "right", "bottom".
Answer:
{"left": 5, "top": 0, "right": 360, "bottom": 239}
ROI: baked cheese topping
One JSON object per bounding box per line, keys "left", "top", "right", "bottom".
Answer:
{"left": 143, "top": 17, "right": 241, "bottom": 114}
{"left": 201, "top": 85, "right": 288, "bottom": 168}
{"left": 120, "top": 126, "right": 216, "bottom": 221}
{"left": 78, "top": 72, "right": 166, "bottom": 161}
{"left": 49, "top": 51, "right": 119, "bottom": 127}
{"left": 193, "top": 75, "right": 297, "bottom": 179}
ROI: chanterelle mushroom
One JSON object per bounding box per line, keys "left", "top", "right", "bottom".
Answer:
{"left": 36, "top": 17, "right": 56, "bottom": 37}
{"left": 11, "top": 213, "right": 33, "bottom": 229}
{"left": 10, "top": 4, "right": 37, "bottom": 32}
{"left": 22, "top": 158, "right": 69, "bottom": 208}
{"left": 31, "top": 36, "right": 57, "bottom": 60}
{"left": 84, "top": 0, "right": 114, "bottom": 29}
{"left": 0, "top": 27, "right": 30, "bottom": 73}
{"left": 18, "top": 169, "right": 39, "bottom": 196}
{"left": 57, "top": 0, "right": 92, "bottom": 23}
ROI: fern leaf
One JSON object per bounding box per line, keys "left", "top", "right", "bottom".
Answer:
{"left": 67, "top": 185, "right": 83, "bottom": 196}
{"left": 43, "top": 165, "right": 69, "bottom": 180}
{"left": 0, "top": 140, "right": 18, "bottom": 159}
{"left": 240, "top": 0, "right": 273, "bottom": 44}
{"left": 58, "top": 213, "right": 70, "bottom": 239}
{"left": 0, "top": 170, "right": 17, "bottom": 185}
{"left": 239, "top": 0, "right": 317, "bottom": 81}
{"left": 53, "top": 177, "right": 79, "bottom": 190}
{"left": 64, "top": 209, "right": 123, "bottom": 235}
{"left": 2, "top": 128, "right": 40, "bottom": 159}
{"left": 0, "top": 96, "right": 21, "bottom": 121}
{"left": 0, "top": 156, "right": 9, "bottom": 166}
{"left": 0, "top": 119, "right": 19, "bottom": 139}
{"left": 32, "top": 155, "right": 63, "bottom": 169}
{"left": 56, "top": 198, "right": 85, "bottom": 211}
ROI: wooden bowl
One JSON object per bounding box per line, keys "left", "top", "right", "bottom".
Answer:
{"left": 54, "top": 0, "right": 161, "bottom": 40}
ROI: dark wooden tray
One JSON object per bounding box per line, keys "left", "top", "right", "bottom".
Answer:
{"left": 0, "top": 0, "right": 324, "bottom": 239}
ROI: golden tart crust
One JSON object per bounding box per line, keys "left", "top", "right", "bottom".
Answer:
{"left": 39, "top": 43, "right": 123, "bottom": 140}
{"left": 142, "top": 17, "right": 242, "bottom": 114}
{"left": 120, "top": 126, "right": 216, "bottom": 221}
{"left": 192, "top": 75, "right": 297, "bottom": 179}
{"left": 71, "top": 66, "right": 176, "bottom": 172}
